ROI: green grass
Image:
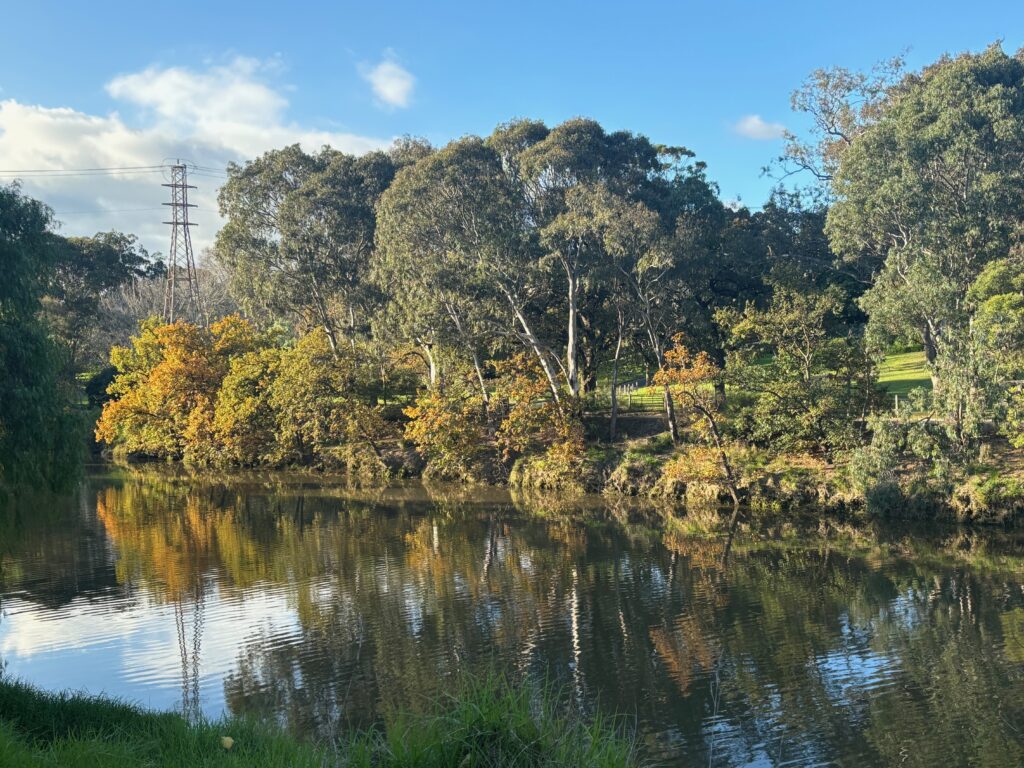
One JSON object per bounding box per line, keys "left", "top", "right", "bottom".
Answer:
{"left": 0, "top": 676, "right": 639, "bottom": 767}
{"left": 592, "top": 349, "right": 933, "bottom": 405}
{"left": 878, "top": 350, "right": 932, "bottom": 396}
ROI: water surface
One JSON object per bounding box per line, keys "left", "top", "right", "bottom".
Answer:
{"left": 1, "top": 465, "right": 1022, "bottom": 766}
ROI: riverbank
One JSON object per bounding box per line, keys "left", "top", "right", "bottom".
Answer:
{"left": 509, "top": 433, "right": 1024, "bottom": 526}
{"left": 95, "top": 431, "right": 1024, "bottom": 527}
{"left": 0, "top": 676, "right": 638, "bottom": 767}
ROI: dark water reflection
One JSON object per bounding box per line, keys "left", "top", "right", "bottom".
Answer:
{"left": 1, "top": 465, "right": 1022, "bottom": 766}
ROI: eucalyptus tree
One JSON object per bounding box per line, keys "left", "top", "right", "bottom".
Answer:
{"left": 826, "top": 44, "right": 1024, "bottom": 443}
{"left": 514, "top": 119, "right": 665, "bottom": 399}
{"left": 277, "top": 150, "right": 395, "bottom": 353}
{"left": 216, "top": 144, "right": 321, "bottom": 323}
{"left": 780, "top": 55, "right": 905, "bottom": 186}
{"left": 598, "top": 157, "right": 748, "bottom": 441}
{"left": 217, "top": 145, "right": 395, "bottom": 355}
{"left": 375, "top": 136, "right": 552, "bottom": 399}
{"left": 43, "top": 231, "right": 158, "bottom": 371}
{"left": 595, "top": 189, "right": 673, "bottom": 438}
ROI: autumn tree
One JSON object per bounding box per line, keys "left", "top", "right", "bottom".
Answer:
{"left": 96, "top": 317, "right": 253, "bottom": 461}
{"left": 654, "top": 336, "right": 739, "bottom": 511}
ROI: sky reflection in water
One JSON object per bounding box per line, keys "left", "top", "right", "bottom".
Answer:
{"left": 1, "top": 466, "right": 1022, "bottom": 766}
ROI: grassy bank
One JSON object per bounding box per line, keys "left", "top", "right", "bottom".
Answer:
{"left": 0, "top": 676, "right": 638, "bottom": 767}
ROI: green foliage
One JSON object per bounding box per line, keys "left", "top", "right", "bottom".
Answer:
{"left": 953, "top": 472, "right": 1024, "bottom": 524}
{"left": 269, "top": 329, "right": 392, "bottom": 478}
{"left": 827, "top": 44, "right": 1024, "bottom": 450}
{"left": 42, "top": 231, "right": 157, "bottom": 371}
{"left": 718, "top": 273, "right": 878, "bottom": 455}
{"left": 0, "top": 184, "right": 83, "bottom": 497}
{"left": 216, "top": 144, "right": 396, "bottom": 351}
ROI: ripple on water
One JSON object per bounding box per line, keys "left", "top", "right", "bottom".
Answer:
{"left": 2, "top": 474, "right": 1023, "bottom": 767}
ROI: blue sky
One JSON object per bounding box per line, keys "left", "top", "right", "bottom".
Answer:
{"left": 1, "top": 0, "right": 1021, "bottom": 253}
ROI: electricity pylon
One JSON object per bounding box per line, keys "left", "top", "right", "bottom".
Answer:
{"left": 162, "top": 163, "right": 205, "bottom": 324}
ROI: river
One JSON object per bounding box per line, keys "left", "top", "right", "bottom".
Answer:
{"left": 1, "top": 464, "right": 1022, "bottom": 766}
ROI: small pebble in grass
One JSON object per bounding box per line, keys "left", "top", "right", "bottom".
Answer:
{"left": 221, "top": 736, "right": 235, "bottom": 750}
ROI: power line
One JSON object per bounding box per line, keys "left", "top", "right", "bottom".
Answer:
{"left": 53, "top": 206, "right": 166, "bottom": 215}
{"left": 0, "top": 164, "right": 166, "bottom": 173}
{"left": 0, "top": 163, "right": 229, "bottom": 180}
{"left": 0, "top": 169, "right": 167, "bottom": 180}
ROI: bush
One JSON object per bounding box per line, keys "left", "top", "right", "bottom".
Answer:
{"left": 953, "top": 473, "right": 1024, "bottom": 524}
{"left": 404, "top": 378, "right": 494, "bottom": 482}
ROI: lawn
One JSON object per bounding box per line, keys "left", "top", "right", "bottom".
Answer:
{"left": 589, "top": 348, "right": 933, "bottom": 409}
{"left": 878, "top": 350, "right": 932, "bottom": 396}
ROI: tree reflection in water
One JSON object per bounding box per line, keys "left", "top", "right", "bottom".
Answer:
{"left": 0, "top": 466, "right": 1021, "bottom": 766}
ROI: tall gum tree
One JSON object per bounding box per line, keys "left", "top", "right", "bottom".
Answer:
{"left": 515, "top": 119, "right": 665, "bottom": 400}
{"left": 216, "top": 145, "right": 397, "bottom": 356}
{"left": 825, "top": 45, "right": 1024, "bottom": 410}
{"left": 375, "top": 137, "right": 556, "bottom": 400}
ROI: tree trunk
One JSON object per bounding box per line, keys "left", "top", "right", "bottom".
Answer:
{"left": 692, "top": 400, "right": 742, "bottom": 564}
{"left": 711, "top": 347, "right": 727, "bottom": 407}
{"left": 308, "top": 275, "right": 339, "bottom": 358}
{"left": 609, "top": 317, "right": 624, "bottom": 442}
{"left": 348, "top": 305, "right": 358, "bottom": 354}
{"left": 922, "top": 324, "right": 940, "bottom": 390}
{"left": 566, "top": 270, "right": 580, "bottom": 398}
{"left": 506, "top": 298, "right": 561, "bottom": 403}
{"left": 471, "top": 350, "right": 489, "bottom": 403}
{"left": 662, "top": 382, "right": 680, "bottom": 444}
{"left": 323, "top": 321, "right": 339, "bottom": 357}
{"left": 422, "top": 342, "right": 438, "bottom": 391}
{"left": 472, "top": 349, "right": 489, "bottom": 421}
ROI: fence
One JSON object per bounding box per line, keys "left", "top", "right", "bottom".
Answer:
{"left": 584, "top": 385, "right": 664, "bottom": 414}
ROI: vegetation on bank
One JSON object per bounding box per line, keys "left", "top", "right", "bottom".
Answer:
{"left": 0, "top": 676, "right": 638, "bottom": 768}
{"left": 5, "top": 43, "right": 1024, "bottom": 523}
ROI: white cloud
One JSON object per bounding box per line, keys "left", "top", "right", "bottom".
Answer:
{"left": 733, "top": 114, "right": 786, "bottom": 141}
{"left": 0, "top": 57, "right": 392, "bottom": 254}
{"left": 360, "top": 58, "right": 415, "bottom": 109}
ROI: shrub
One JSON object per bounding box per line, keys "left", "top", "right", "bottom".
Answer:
{"left": 404, "top": 377, "right": 492, "bottom": 481}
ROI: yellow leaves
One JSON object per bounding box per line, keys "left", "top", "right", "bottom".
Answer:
{"left": 491, "top": 354, "right": 585, "bottom": 473}
{"left": 654, "top": 335, "right": 720, "bottom": 391}
{"left": 96, "top": 319, "right": 228, "bottom": 460}
{"left": 661, "top": 446, "right": 725, "bottom": 485}
{"left": 210, "top": 313, "right": 258, "bottom": 359}
{"left": 404, "top": 377, "right": 487, "bottom": 480}
{"left": 97, "top": 317, "right": 267, "bottom": 463}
